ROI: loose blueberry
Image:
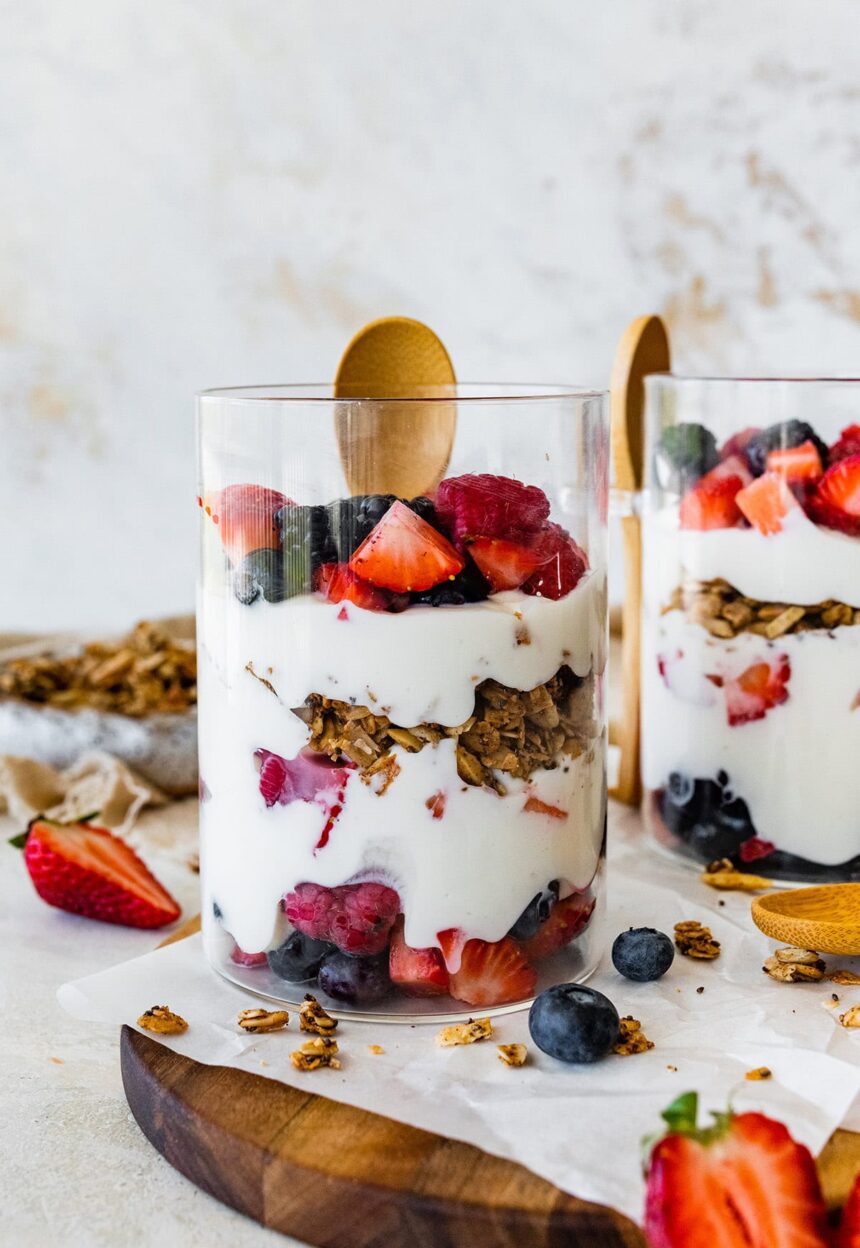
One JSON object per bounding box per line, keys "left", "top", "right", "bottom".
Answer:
{"left": 267, "top": 931, "right": 335, "bottom": 982}
{"left": 508, "top": 881, "right": 560, "bottom": 941}
{"left": 317, "top": 951, "right": 392, "bottom": 1003}
{"left": 611, "top": 928, "right": 675, "bottom": 982}
{"left": 528, "top": 984, "right": 620, "bottom": 1063}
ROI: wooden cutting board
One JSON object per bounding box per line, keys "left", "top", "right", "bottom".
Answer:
{"left": 120, "top": 919, "right": 859, "bottom": 1246}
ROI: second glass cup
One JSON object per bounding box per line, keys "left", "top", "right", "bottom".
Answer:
{"left": 197, "top": 384, "right": 608, "bottom": 1019}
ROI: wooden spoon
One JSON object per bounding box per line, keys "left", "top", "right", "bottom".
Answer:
{"left": 751, "top": 884, "right": 860, "bottom": 956}
{"left": 608, "top": 315, "right": 671, "bottom": 805}
{"left": 333, "top": 316, "right": 457, "bottom": 497}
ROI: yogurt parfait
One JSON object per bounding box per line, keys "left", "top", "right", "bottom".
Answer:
{"left": 197, "top": 385, "right": 607, "bottom": 1017}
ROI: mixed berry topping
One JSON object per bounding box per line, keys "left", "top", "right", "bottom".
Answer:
{"left": 283, "top": 881, "right": 401, "bottom": 956}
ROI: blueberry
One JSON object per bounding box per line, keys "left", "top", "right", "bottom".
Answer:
{"left": 317, "top": 951, "right": 392, "bottom": 1003}
{"left": 611, "top": 928, "right": 675, "bottom": 982}
{"left": 508, "top": 881, "right": 559, "bottom": 940}
{"left": 412, "top": 557, "right": 489, "bottom": 607}
{"left": 232, "top": 548, "right": 287, "bottom": 604}
{"left": 745, "top": 420, "right": 829, "bottom": 477}
{"left": 276, "top": 504, "right": 336, "bottom": 586}
{"left": 327, "top": 495, "right": 396, "bottom": 560}
{"left": 528, "top": 984, "right": 620, "bottom": 1063}
{"left": 267, "top": 931, "right": 334, "bottom": 982}
{"left": 407, "top": 495, "right": 440, "bottom": 527}
{"left": 666, "top": 771, "right": 695, "bottom": 807}
{"left": 655, "top": 423, "right": 719, "bottom": 492}
{"left": 212, "top": 900, "right": 223, "bottom": 922}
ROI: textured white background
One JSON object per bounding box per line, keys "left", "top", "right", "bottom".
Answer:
{"left": 3, "top": 0, "right": 860, "bottom": 632}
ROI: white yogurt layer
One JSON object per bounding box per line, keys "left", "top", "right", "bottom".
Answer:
{"left": 646, "top": 505, "right": 860, "bottom": 609}
{"left": 642, "top": 608, "right": 860, "bottom": 865}
{"left": 197, "top": 576, "right": 606, "bottom": 953}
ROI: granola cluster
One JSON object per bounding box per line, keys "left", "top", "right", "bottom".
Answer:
{"left": 0, "top": 622, "right": 197, "bottom": 717}
{"left": 665, "top": 577, "right": 860, "bottom": 640}
{"left": 674, "top": 920, "right": 721, "bottom": 960}
{"left": 297, "top": 666, "right": 595, "bottom": 792}
{"left": 613, "top": 1016, "right": 654, "bottom": 1056}
{"left": 137, "top": 1005, "right": 188, "bottom": 1035}
{"left": 763, "top": 947, "right": 826, "bottom": 983}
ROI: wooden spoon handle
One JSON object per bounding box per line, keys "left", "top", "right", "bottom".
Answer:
{"left": 608, "top": 316, "right": 671, "bottom": 806}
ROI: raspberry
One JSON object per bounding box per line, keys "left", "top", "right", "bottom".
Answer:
{"left": 522, "top": 523, "right": 588, "bottom": 599}
{"left": 434, "top": 474, "right": 550, "bottom": 546}
{"left": 829, "top": 424, "right": 860, "bottom": 464}
{"left": 284, "top": 881, "right": 400, "bottom": 955}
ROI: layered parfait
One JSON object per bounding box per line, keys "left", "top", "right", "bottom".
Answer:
{"left": 643, "top": 416, "right": 860, "bottom": 880}
{"left": 197, "top": 473, "right": 605, "bottom": 1013}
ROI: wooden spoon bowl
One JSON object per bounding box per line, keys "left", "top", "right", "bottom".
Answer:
{"left": 751, "top": 884, "right": 860, "bottom": 955}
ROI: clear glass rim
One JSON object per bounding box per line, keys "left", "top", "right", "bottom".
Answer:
{"left": 647, "top": 373, "right": 860, "bottom": 386}
{"left": 198, "top": 381, "right": 606, "bottom": 404}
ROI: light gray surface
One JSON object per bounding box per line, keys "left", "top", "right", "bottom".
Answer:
{"left": 1, "top": 801, "right": 301, "bottom": 1248}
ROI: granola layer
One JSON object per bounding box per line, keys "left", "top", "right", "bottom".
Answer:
{"left": 295, "top": 665, "right": 596, "bottom": 793}
{"left": 665, "top": 577, "right": 860, "bottom": 640}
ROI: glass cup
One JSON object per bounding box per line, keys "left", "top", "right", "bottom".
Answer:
{"left": 197, "top": 384, "right": 608, "bottom": 1019}
{"left": 641, "top": 376, "right": 860, "bottom": 882}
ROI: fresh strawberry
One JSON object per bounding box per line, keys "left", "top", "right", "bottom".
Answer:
{"left": 20, "top": 818, "right": 180, "bottom": 928}
{"left": 522, "top": 523, "right": 589, "bottom": 600}
{"left": 830, "top": 424, "right": 860, "bottom": 464}
{"left": 736, "top": 472, "right": 798, "bottom": 535}
{"left": 643, "top": 1092, "right": 829, "bottom": 1248}
{"left": 739, "top": 836, "right": 777, "bottom": 863}
{"left": 434, "top": 473, "right": 551, "bottom": 546}
{"left": 436, "top": 926, "right": 469, "bottom": 973}
{"left": 520, "top": 891, "right": 595, "bottom": 961}
{"left": 203, "top": 484, "right": 291, "bottom": 563}
{"left": 523, "top": 795, "right": 567, "bottom": 819}
{"left": 766, "top": 440, "right": 823, "bottom": 482}
{"left": 425, "top": 791, "right": 446, "bottom": 819}
{"left": 348, "top": 500, "right": 464, "bottom": 592}
{"left": 711, "top": 453, "right": 753, "bottom": 487}
{"left": 724, "top": 656, "right": 791, "bottom": 726}
{"left": 679, "top": 468, "right": 745, "bottom": 530}
{"left": 806, "top": 453, "right": 860, "bottom": 536}
{"left": 448, "top": 935, "right": 537, "bottom": 1006}
{"left": 468, "top": 535, "right": 549, "bottom": 591}
{"left": 313, "top": 562, "right": 397, "bottom": 611}
{"left": 389, "top": 917, "right": 450, "bottom": 996}
{"left": 720, "top": 426, "right": 762, "bottom": 464}
{"left": 230, "top": 944, "right": 268, "bottom": 967}
{"left": 837, "top": 1171, "right": 860, "bottom": 1247}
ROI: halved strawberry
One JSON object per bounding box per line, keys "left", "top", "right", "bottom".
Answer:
{"left": 20, "top": 818, "right": 180, "bottom": 928}
{"left": 313, "top": 562, "right": 396, "bottom": 611}
{"left": 736, "top": 472, "right": 798, "bottom": 535}
{"left": 448, "top": 935, "right": 537, "bottom": 1006}
{"left": 830, "top": 424, "right": 860, "bottom": 465}
{"left": 468, "top": 535, "right": 549, "bottom": 591}
{"left": 349, "top": 500, "right": 464, "bottom": 592}
{"left": 724, "top": 655, "right": 791, "bottom": 726}
{"left": 644, "top": 1092, "right": 829, "bottom": 1248}
{"left": 806, "top": 453, "right": 860, "bottom": 536}
{"left": 520, "top": 891, "right": 595, "bottom": 961}
{"left": 203, "top": 484, "right": 291, "bottom": 563}
{"left": 679, "top": 469, "right": 745, "bottom": 531}
{"left": 837, "top": 1171, "right": 860, "bottom": 1247}
{"left": 389, "top": 917, "right": 450, "bottom": 996}
{"left": 766, "top": 440, "right": 823, "bottom": 482}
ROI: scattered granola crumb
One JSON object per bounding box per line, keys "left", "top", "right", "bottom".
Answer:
{"left": 666, "top": 1064, "right": 678, "bottom": 1073}
{"left": 260, "top": 1060, "right": 270, "bottom": 1068}
{"left": 745, "top": 1067, "right": 772, "bottom": 1081}
{"left": 839, "top": 1005, "right": 860, "bottom": 1029}
{"left": 49, "top": 1056, "right": 64, "bottom": 1065}
{"left": 300, "top": 994, "right": 338, "bottom": 1035}
{"left": 718, "top": 899, "right": 725, "bottom": 907}
{"left": 830, "top": 969, "right": 860, "bottom": 986}
{"left": 186, "top": 853, "right": 200, "bottom": 874}
{"left": 763, "top": 948, "right": 826, "bottom": 983}
{"left": 237, "top": 1007, "right": 290, "bottom": 1033}
{"left": 613, "top": 1016, "right": 654, "bottom": 1056}
{"left": 497, "top": 1043, "right": 528, "bottom": 1068}
{"left": 515, "top": 624, "right": 531, "bottom": 646}
{"left": 290, "top": 1037, "right": 341, "bottom": 1070}
{"left": 696, "top": 986, "right": 705, "bottom": 995}
{"left": 674, "top": 920, "right": 721, "bottom": 960}
{"left": 137, "top": 1005, "right": 188, "bottom": 1035}
{"left": 367, "top": 1044, "right": 385, "bottom": 1055}
{"left": 701, "top": 859, "right": 773, "bottom": 892}
{"left": 437, "top": 1018, "right": 493, "bottom": 1047}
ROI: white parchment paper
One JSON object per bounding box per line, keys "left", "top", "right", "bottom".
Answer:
{"left": 58, "top": 805, "right": 860, "bottom": 1222}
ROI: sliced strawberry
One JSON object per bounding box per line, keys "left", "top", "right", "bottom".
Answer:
{"left": 766, "top": 440, "right": 823, "bottom": 482}
{"left": 448, "top": 935, "right": 537, "bottom": 1006}
{"left": 522, "top": 523, "right": 589, "bottom": 600}
{"left": 20, "top": 818, "right": 180, "bottom": 928}
{"left": 523, "top": 795, "right": 567, "bottom": 819}
{"left": 738, "top": 836, "right": 777, "bottom": 863}
{"left": 724, "top": 656, "right": 791, "bottom": 726}
{"left": 425, "top": 791, "right": 446, "bottom": 819}
{"left": 720, "top": 426, "right": 762, "bottom": 464}
{"left": 436, "top": 926, "right": 469, "bottom": 974}
{"left": 230, "top": 944, "right": 268, "bottom": 967}
{"left": 736, "top": 473, "right": 798, "bottom": 535}
{"left": 520, "top": 891, "right": 595, "bottom": 961}
{"left": 830, "top": 424, "right": 860, "bottom": 465}
{"left": 203, "top": 484, "right": 291, "bottom": 563}
{"left": 806, "top": 453, "right": 860, "bottom": 536}
{"left": 679, "top": 469, "right": 745, "bottom": 531}
{"left": 434, "top": 473, "right": 551, "bottom": 546}
{"left": 348, "top": 500, "right": 464, "bottom": 592}
{"left": 313, "top": 562, "right": 396, "bottom": 611}
{"left": 644, "top": 1092, "right": 829, "bottom": 1248}
{"left": 837, "top": 1172, "right": 860, "bottom": 1248}
{"left": 468, "top": 535, "right": 548, "bottom": 591}
{"left": 389, "top": 917, "right": 450, "bottom": 996}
